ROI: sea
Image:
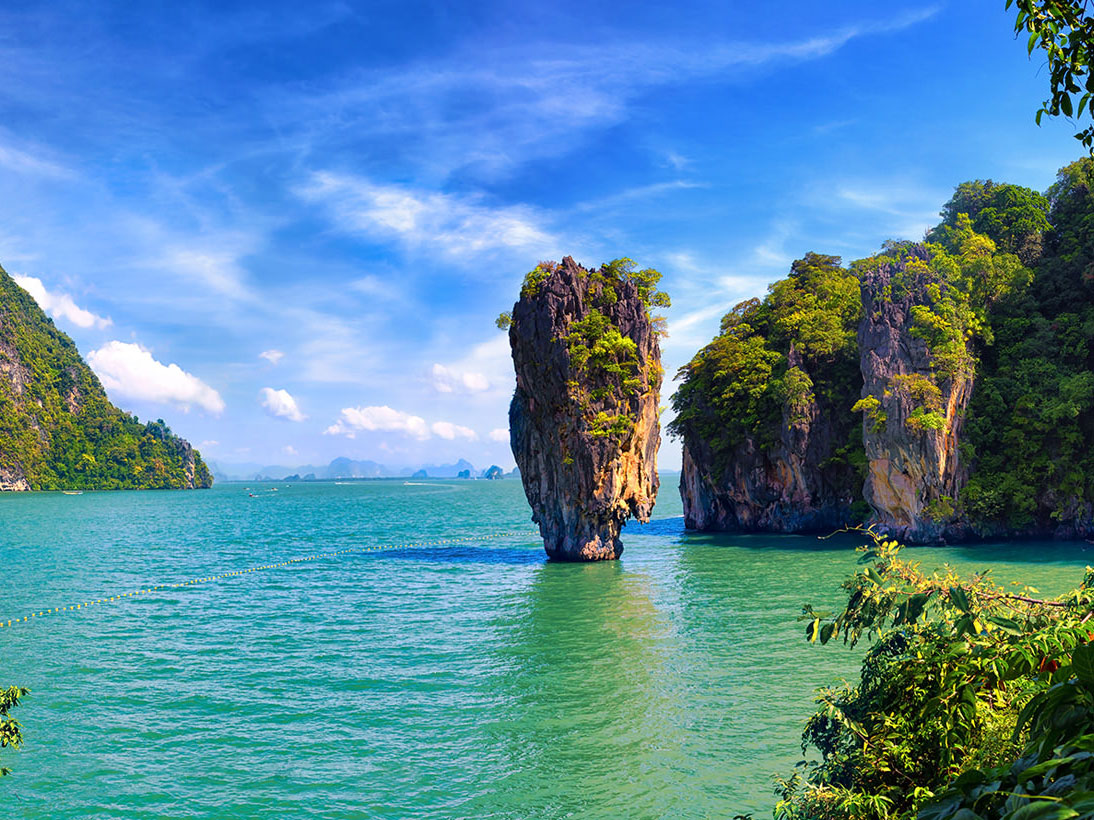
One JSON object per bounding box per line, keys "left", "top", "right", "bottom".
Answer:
{"left": 2, "top": 479, "right": 1092, "bottom": 819}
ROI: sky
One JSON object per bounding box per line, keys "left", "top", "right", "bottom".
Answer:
{"left": 0, "top": 0, "right": 1086, "bottom": 473}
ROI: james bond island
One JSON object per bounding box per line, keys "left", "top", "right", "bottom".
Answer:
{"left": 502, "top": 256, "right": 668, "bottom": 561}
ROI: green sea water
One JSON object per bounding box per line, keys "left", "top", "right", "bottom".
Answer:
{"left": 2, "top": 479, "right": 1094, "bottom": 819}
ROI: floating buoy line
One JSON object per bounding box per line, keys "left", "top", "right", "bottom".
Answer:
{"left": 0, "top": 529, "right": 537, "bottom": 632}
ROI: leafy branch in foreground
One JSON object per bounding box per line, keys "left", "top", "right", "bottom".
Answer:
{"left": 776, "top": 528, "right": 1094, "bottom": 820}
{"left": 1010, "top": 0, "right": 1094, "bottom": 150}
{"left": 0, "top": 684, "right": 28, "bottom": 776}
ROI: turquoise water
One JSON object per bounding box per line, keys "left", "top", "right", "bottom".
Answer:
{"left": 2, "top": 480, "right": 1094, "bottom": 818}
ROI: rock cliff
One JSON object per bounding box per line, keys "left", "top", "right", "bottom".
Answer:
{"left": 679, "top": 343, "right": 863, "bottom": 532}
{"left": 856, "top": 247, "right": 972, "bottom": 542}
{"left": 507, "top": 257, "right": 662, "bottom": 560}
{"left": 0, "top": 264, "right": 212, "bottom": 490}
{"left": 670, "top": 253, "right": 866, "bottom": 534}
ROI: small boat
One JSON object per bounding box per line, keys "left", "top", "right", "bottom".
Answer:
{"left": 62, "top": 491, "right": 83, "bottom": 496}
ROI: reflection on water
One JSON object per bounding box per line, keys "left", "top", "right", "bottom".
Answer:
{"left": 474, "top": 559, "right": 687, "bottom": 818}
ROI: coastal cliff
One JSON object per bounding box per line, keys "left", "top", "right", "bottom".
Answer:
{"left": 673, "top": 193, "right": 1038, "bottom": 542}
{"left": 856, "top": 246, "right": 974, "bottom": 542}
{"left": 0, "top": 264, "right": 212, "bottom": 490}
{"left": 671, "top": 253, "right": 866, "bottom": 534}
{"left": 506, "top": 257, "right": 664, "bottom": 560}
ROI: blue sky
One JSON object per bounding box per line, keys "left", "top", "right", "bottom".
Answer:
{"left": 0, "top": 0, "right": 1085, "bottom": 473}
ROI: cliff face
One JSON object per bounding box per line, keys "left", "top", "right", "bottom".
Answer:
{"left": 508, "top": 257, "right": 660, "bottom": 560}
{"left": 0, "top": 265, "right": 212, "bottom": 491}
{"left": 680, "top": 345, "right": 862, "bottom": 532}
{"left": 857, "top": 247, "right": 971, "bottom": 543}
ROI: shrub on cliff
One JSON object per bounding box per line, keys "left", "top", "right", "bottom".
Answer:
{"left": 776, "top": 530, "right": 1094, "bottom": 820}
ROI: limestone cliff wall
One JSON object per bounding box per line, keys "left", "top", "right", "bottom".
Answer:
{"left": 508, "top": 257, "right": 660, "bottom": 561}
{"left": 857, "top": 247, "right": 971, "bottom": 543}
{"left": 679, "top": 347, "right": 861, "bottom": 533}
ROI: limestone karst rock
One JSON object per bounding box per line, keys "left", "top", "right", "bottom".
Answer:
{"left": 507, "top": 257, "right": 662, "bottom": 560}
{"left": 678, "top": 341, "right": 862, "bottom": 533}
{"left": 857, "top": 246, "right": 972, "bottom": 543}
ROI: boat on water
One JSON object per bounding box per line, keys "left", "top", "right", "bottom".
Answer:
{"left": 61, "top": 491, "right": 83, "bottom": 495}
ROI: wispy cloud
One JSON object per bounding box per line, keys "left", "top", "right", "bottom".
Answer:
{"left": 298, "top": 172, "right": 557, "bottom": 257}
{"left": 270, "top": 7, "right": 941, "bottom": 180}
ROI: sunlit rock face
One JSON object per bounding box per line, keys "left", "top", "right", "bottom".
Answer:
{"left": 508, "top": 257, "right": 660, "bottom": 561}
{"left": 858, "top": 247, "right": 972, "bottom": 544}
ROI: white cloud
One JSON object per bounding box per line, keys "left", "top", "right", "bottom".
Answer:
{"left": 283, "top": 445, "right": 299, "bottom": 456}
{"left": 87, "top": 341, "right": 224, "bottom": 414}
{"left": 431, "top": 421, "right": 477, "bottom": 440}
{"left": 488, "top": 428, "right": 509, "bottom": 442}
{"left": 13, "top": 273, "right": 112, "bottom": 329}
{"left": 431, "top": 363, "right": 490, "bottom": 394}
{"left": 298, "top": 172, "right": 557, "bottom": 257}
{"left": 199, "top": 440, "right": 219, "bottom": 449}
{"left": 259, "top": 349, "right": 284, "bottom": 365}
{"left": 260, "top": 387, "right": 306, "bottom": 422}
{"left": 324, "top": 406, "right": 479, "bottom": 441}
{"left": 325, "top": 405, "right": 430, "bottom": 440}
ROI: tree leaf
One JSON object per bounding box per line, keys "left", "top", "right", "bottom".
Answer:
{"left": 1072, "top": 642, "right": 1094, "bottom": 686}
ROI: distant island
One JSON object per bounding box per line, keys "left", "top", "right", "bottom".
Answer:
{"left": 0, "top": 264, "right": 210, "bottom": 491}
{"left": 210, "top": 455, "right": 519, "bottom": 482}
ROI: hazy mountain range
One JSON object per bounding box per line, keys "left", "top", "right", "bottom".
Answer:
{"left": 207, "top": 457, "right": 514, "bottom": 481}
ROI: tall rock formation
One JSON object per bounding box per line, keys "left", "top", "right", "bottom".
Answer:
{"left": 507, "top": 257, "right": 662, "bottom": 561}
{"left": 0, "top": 264, "right": 212, "bottom": 490}
{"left": 856, "top": 246, "right": 974, "bottom": 542}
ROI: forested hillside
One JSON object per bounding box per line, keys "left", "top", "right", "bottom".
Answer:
{"left": 0, "top": 265, "right": 211, "bottom": 490}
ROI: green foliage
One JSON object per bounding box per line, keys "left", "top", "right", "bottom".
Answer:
{"left": 1009, "top": 0, "right": 1094, "bottom": 150}
{"left": 519, "top": 260, "right": 559, "bottom": 298}
{"left": 601, "top": 257, "right": 671, "bottom": 310}
{"left": 0, "top": 683, "right": 28, "bottom": 776}
{"left": 670, "top": 254, "right": 864, "bottom": 482}
{"left": 777, "top": 530, "right": 1094, "bottom": 820}
{"left": 0, "top": 268, "right": 212, "bottom": 490}
{"left": 928, "top": 180, "right": 1050, "bottom": 264}
{"left": 961, "top": 158, "right": 1094, "bottom": 531}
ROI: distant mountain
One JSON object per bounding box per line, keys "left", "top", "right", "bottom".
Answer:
{"left": 211, "top": 456, "right": 519, "bottom": 481}
{"left": 0, "top": 265, "right": 211, "bottom": 490}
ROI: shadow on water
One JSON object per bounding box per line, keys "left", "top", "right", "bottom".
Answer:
{"left": 939, "top": 538, "right": 1094, "bottom": 566}
{"left": 680, "top": 528, "right": 866, "bottom": 553}
{"left": 623, "top": 515, "right": 686, "bottom": 537}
